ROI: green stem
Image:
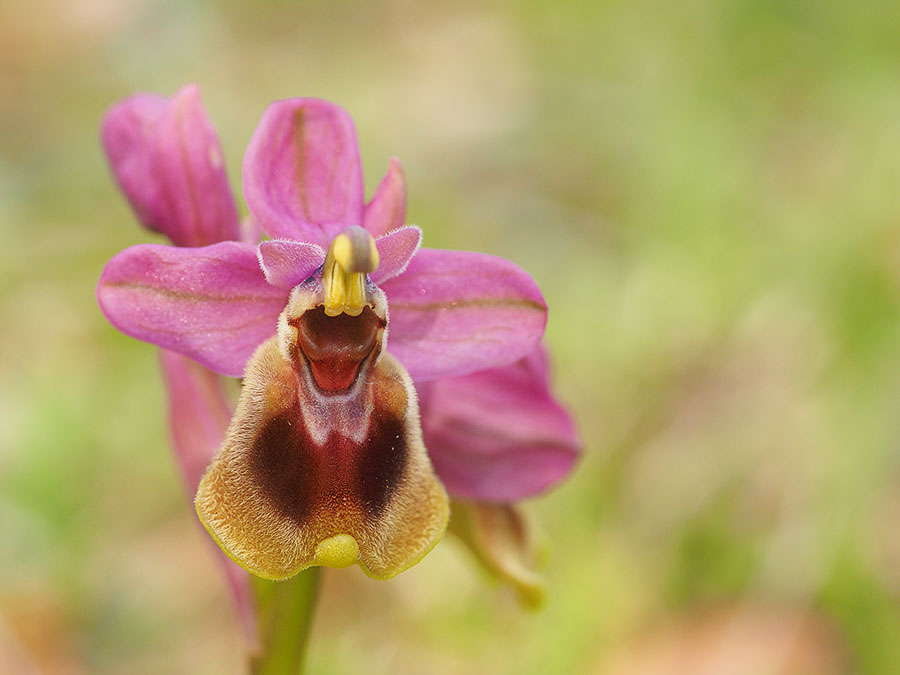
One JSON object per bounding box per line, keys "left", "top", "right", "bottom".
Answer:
{"left": 249, "top": 568, "right": 321, "bottom": 675}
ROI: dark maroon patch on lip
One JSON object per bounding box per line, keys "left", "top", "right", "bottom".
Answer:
{"left": 294, "top": 306, "right": 383, "bottom": 392}
{"left": 248, "top": 405, "right": 408, "bottom": 525}
{"left": 357, "top": 414, "right": 407, "bottom": 517}
{"left": 249, "top": 415, "right": 318, "bottom": 526}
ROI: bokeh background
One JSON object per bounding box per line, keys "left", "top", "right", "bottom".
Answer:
{"left": 2, "top": 0, "right": 900, "bottom": 672}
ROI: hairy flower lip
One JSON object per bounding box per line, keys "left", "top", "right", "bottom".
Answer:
{"left": 195, "top": 339, "right": 449, "bottom": 581}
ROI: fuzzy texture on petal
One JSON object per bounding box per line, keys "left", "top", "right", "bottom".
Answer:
{"left": 158, "top": 350, "right": 257, "bottom": 644}
{"left": 257, "top": 240, "right": 326, "bottom": 290}
{"left": 195, "top": 339, "right": 448, "bottom": 580}
{"left": 243, "top": 98, "right": 364, "bottom": 247}
{"left": 418, "top": 346, "right": 580, "bottom": 501}
{"left": 381, "top": 249, "right": 547, "bottom": 381}
{"left": 102, "top": 85, "right": 240, "bottom": 247}
{"left": 363, "top": 157, "right": 406, "bottom": 237}
{"left": 97, "top": 242, "right": 287, "bottom": 377}
{"left": 370, "top": 226, "right": 421, "bottom": 285}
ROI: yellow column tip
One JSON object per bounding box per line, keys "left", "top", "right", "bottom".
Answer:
{"left": 331, "top": 233, "right": 354, "bottom": 270}
{"left": 331, "top": 227, "right": 379, "bottom": 273}
{"left": 314, "top": 534, "right": 360, "bottom": 568}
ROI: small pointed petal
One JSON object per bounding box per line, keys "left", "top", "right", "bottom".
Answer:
{"left": 158, "top": 349, "right": 257, "bottom": 643}
{"left": 370, "top": 226, "right": 421, "bottom": 284}
{"left": 363, "top": 157, "right": 406, "bottom": 237}
{"left": 97, "top": 242, "right": 286, "bottom": 377}
{"left": 258, "top": 240, "right": 326, "bottom": 290}
{"left": 101, "top": 85, "right": 240, "bottom": 247}
{"left": 243, "top": 99, "right": 364, "bottom": 247}
{"left": 381, "top": 248, "right": 547, "bottom": 381}
{"left": 418, "top": 346, "right": 580, "bottom": 501}
{"left": 449, "top": 501, "right": 545, "bottom": 608}
{"left": 195, "top": 339, "right": 448, "bottom": 581}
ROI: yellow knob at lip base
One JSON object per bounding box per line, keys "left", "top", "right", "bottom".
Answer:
{"left": 313, "top": 534, "right": 360, "bottom": 568}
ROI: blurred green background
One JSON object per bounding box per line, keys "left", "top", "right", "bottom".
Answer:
{"left": 2, "top": 0, "right": 900, "bottom": 672}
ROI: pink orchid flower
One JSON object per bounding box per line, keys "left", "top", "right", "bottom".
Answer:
{"left": 98, "top": 85, "right": 578, "bottom": 589}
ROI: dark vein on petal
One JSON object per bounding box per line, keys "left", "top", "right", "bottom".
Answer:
{"left": 129, "top": 314, "right": 277, "bottom": 337}
{"left": 104, "top": 280, "right": 279, "bottom": 304}
{"left": 294, "top": 108, "right": 312, "bottom": 221}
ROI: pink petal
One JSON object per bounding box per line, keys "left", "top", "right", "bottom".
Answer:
{"left": 381, "top": 249, "right": 547, "bottom": 381}
{"left": 257, "top": 240, "right": 326, "bottom": 290}
{"left": 97, "top": 242, "right": 287, "bottom": 377}
{"left": 370, "top": 226, "right": 421, "bottom": 284}
{"left": 363, "top": 157, "right": 406, "bottom": 237}
{"left": 101, "top": 94, "right": 166, "bottom": 227}
{"left": 158, "top": 349, "right": 233, "bottom": 491}
{"left": 418, "top": 346, "right": 580, "bottom": 501}
{"left": 240, "top": 216, "right": 264, "bottom": 246}
{"left": 102, "top": 85, "right": 240, "bottom": 247}
{"left": 158, "top": 350, "right": 257, "bottom": 643}
{"left": 242, "top": 98, "right": 364, "bottom": 247}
